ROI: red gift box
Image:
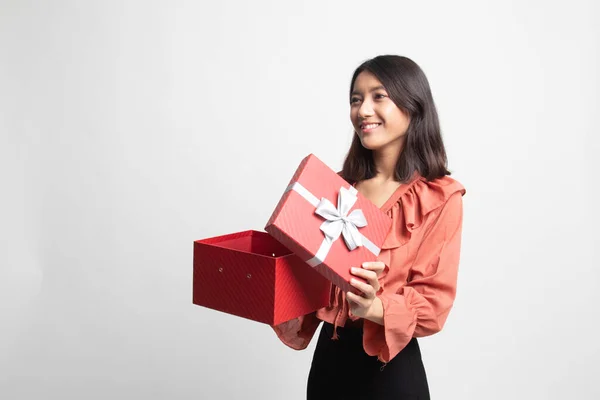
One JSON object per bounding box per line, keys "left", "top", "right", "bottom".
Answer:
{"left": 193, "top": 230, "right": 331, "bottom": 325}
{"left": 265, "top": 154, "right": 392, "bottom": 294}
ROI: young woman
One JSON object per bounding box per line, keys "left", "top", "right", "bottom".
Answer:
{"left": 273, "top": 55, "right": 466, "bottom": 399}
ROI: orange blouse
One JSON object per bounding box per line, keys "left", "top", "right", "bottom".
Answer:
{"left": 272, "top": 173, "right": 466, "bottom": 364}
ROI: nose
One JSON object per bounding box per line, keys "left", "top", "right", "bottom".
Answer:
{"left": 358, "top": 98, "right": 374, "bottom": 119}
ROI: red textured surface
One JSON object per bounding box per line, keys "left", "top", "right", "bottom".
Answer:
{"left": 193, "top": 230, "right": 330, "bottom": 325}
{"left": 265, "top": 154, "right": 392, "bottom": 293}
{"left": 274, "top": 253, "right": 330, "bottom": 324}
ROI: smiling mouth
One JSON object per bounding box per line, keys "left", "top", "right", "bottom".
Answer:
{"left": 361, "top": 123, "right": 381, "bottom": 131}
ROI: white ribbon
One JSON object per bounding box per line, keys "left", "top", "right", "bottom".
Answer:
{"left": 315, "top": 187, "right": 367, "bottom": 251}
{"left": 284, "top": 182, "right": 381, "bottom": 267}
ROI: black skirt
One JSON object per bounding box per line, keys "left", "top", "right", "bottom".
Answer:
{"left": 307, "top": 322, "right": 430, "bottom": 400}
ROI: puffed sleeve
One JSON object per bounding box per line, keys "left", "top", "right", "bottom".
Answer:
{"left": 362, "top": 190, "right": 464, "bottom": 363}
{"left": 271, "top": 312, "right": 322, "bottom": 350}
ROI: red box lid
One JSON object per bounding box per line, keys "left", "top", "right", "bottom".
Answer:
{"left": 265, "top": 154, "right": 392, "bottom": 293}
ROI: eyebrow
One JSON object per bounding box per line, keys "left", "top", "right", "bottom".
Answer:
{"left": 351, "top": 85, "right": 386, "bottom": 96}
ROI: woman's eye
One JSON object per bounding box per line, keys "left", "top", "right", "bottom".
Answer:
{"left": 374, "top": 93, "right": 387, "bottom": 100}
{"left": 350, "top": 97, "right": 361, "bottom": 104}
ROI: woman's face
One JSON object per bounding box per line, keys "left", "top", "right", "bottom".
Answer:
{"left": 350, "top": 71, "right": 410, "bottom": 151}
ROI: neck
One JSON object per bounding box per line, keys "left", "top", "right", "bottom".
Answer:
{"left": 372, "top": 138, "right": 405, "bottom": 182}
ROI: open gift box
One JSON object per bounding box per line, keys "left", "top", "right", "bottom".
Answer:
{"left": 193, "top": 230, "right": 331, "bottom": 325}
{"left": 265, "top": 154, "right": 392, "bottom": 294}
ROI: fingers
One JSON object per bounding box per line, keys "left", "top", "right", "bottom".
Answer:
{"left": 361, "top": 261, "right": 386, "bottom": 277}
{"left": 349, "top": 277, "right": 377, "bottom": 299}
{"left": 350, "top": 267, "right": 380, "bottom": 292}
{"left": 347, "top": 262, "right": 385, "bottom": 308}
{"left": 346, "top": 291, "right": 371, "bottom": 308}
{"left": 350, "top": 267, "right": 377, "bottom": 281}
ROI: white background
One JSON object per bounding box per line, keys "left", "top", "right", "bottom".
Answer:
{"left": 1, "top": 0, "right": 599, "bottom": 399}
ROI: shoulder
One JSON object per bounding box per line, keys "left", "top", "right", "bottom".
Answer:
{"left": 408, "top": 174, "right": 464, "bottom": 216}
{"left": 417, "top": 174, "right": 466, "bottom": 200}
{"left": 417, "top": 175, "right": 465, "bottom": 215}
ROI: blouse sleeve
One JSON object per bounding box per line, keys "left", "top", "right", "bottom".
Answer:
{"left": 362, "top": 190, "right": 464, "bottom": 363}
{"left": 271, "top": 312, "right": 322, "bottom": 350}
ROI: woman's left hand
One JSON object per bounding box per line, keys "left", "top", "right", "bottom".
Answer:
{"left": 346, "top": 261, "right": 385, "bottom": 321}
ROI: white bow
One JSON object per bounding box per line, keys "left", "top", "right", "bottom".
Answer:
{"left": 314, "top": 187, "right": 368, "bottom": 251}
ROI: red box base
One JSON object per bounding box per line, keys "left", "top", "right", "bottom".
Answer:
{"left": 193, "top": 230, "right": 330, "bottom": 325}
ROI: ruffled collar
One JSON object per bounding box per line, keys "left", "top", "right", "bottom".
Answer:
{"left": 380, "top": 173, "right": 466, "bottom": 249}
{"left": 379, "top": 172, "right": 423, "bottom": 214}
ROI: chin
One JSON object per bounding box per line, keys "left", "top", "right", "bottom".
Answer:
{"left": 359, "top": 137, "right": 384, "bottom": 151}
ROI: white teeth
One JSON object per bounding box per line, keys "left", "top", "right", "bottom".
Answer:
{"left": 363, "top": 123, "right": 380, "bottom": 129}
